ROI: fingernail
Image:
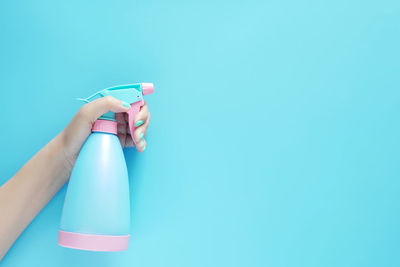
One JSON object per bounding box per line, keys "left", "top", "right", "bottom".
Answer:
{"left": 136, "top": 120, "right": 144, "bottom": 127}
{"left": 122, "top": 101, "right": 130, "bottom": 108}
{"left": 141, "top": 140, "right": 146, "bottom": 151}
{"left": 139, "top": 132, "right": 144, "bottom": 140}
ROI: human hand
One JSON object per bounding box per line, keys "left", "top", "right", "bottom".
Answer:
{"left": 60, "top": 96, "right": 151, "bottom": 168}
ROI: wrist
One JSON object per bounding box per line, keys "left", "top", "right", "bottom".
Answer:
{"left": 56, "top": 131, "right": 78, "bottom": 172}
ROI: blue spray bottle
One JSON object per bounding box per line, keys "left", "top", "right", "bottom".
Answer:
{"left": 58, "top": 83, "right": 154, "bottom": 251}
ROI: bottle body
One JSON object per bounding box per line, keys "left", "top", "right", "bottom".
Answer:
{"left": 59, "top": 131, "right": 130, "bottom": 251}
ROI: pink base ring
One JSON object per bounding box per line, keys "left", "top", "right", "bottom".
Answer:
{"left": 58, "top": 230, "right": 129, "bottom": 251}
{"left": 91, "top": 120, "right": 118, "bottom": 135}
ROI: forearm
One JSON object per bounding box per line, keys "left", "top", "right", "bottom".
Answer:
{"left": 0, "top": 133, "right": 70, "bottom": 260}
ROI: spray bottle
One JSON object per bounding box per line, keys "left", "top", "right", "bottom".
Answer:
{"left": 58, "top": 83, "right": 154, "bottom": 251}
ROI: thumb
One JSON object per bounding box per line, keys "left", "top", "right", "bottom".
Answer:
{"left": 60, "top": 96, "right": 130, "bottom": 162}
{"left": 79, "top": 96, "right": 130, "bottom": 124}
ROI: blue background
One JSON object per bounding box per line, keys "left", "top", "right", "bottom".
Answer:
{"left": 1, "top": 0, "right": 400, "bottom": 266}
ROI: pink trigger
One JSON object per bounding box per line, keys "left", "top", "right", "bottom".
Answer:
{"left": 127, "top": 99, "right": 145, "bottom": 145}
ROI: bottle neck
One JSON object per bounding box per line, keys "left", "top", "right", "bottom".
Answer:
{"left": 91, "top": 119, "right": 118, "bottom": 135}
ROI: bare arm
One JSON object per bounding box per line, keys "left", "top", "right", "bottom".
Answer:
{"left": 0, "top": 134, "right": 70, "bottom": 260}
{"left": 0, "top": 96, "right": 151, "bottom": 260}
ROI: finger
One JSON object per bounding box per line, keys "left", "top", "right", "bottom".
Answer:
{"left": 136, "top": 138, "right": 147, "bottom": 153}
{"left": 122, "top": 133, "right": 145, "bottom": 150}
{"left": 116, "top": 113, "right": 127, "bottom": 135}
{"left": 117, "top": 133, "right": 127, "bottom": 148}
{"left": 132, "top": 102, "right": 150, "bottom": 129}
{"left": 121, "top": 113, "right": 137, "bottom": 148}
{"left": 133, "top": 112, "right": 151, "bottom": 144}
{"left": 124, "top": 136, "right": 135, "bottom": 148}
{"left": 115, "top": 112, "right": 127, "bottom": 125}
{"left": 115, "top": 113, "right": 126, "bottom": 147}
{"left": 80, "top": 96, "right": 130, "bottom": 124}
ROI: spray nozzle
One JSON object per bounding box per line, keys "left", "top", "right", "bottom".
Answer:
{"left": 80, "top": 83, "right": 154, "bottom": 144}
{"left": 81, "top": 83, "right": 154, "bottom": 104}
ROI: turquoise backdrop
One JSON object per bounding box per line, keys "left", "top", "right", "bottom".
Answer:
{"left": 1, "top": 0, "right": 400, "bottom": 266}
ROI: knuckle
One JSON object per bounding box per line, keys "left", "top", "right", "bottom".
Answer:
{"left": 103, "top": 95, "right": 114, "bottom": 106}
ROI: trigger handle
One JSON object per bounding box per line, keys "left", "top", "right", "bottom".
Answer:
{"left": 127, "top": 100, "right": 145, "bottom": 145}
